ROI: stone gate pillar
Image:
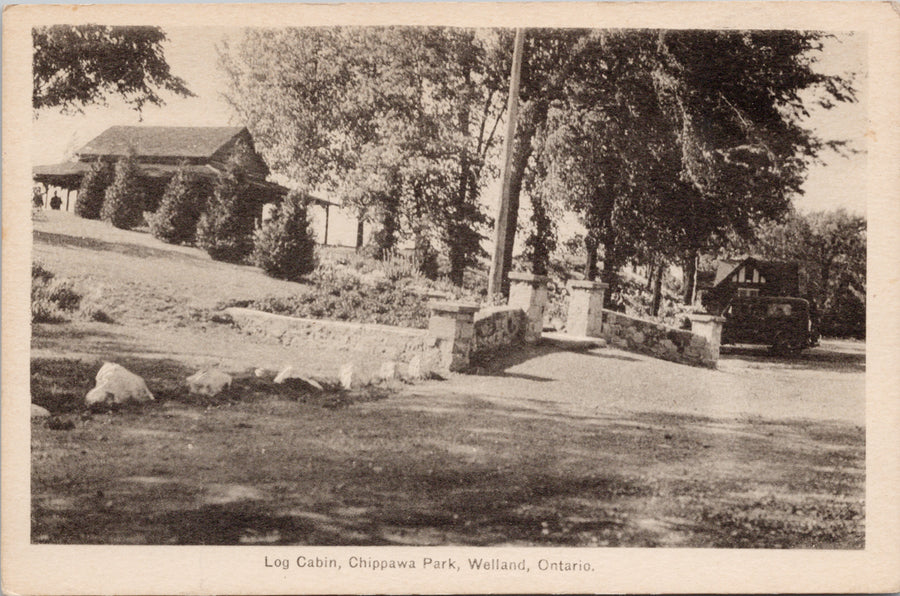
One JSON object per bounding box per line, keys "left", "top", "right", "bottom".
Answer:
{"left": 508, "top": 272, "right": 549, "bottom": 343}
{"left": 566, "top": 280, "right": 608, "bottom": 337}
{"left": 428, "top": 301, "right": 479, "bottom": 372}
{"left": 689, "top": 314, "right": 726, "bottom": 366}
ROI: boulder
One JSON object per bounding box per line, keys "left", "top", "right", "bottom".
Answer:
{"left": 406, "top": 355, "right": 425, "bottom": 380}
{"left": 186, "top": 369, "right": 233, "bottom": 396}
{"left": 31, "top": 404, "right": 50, "bottom": 418}
{"left": 378, "top": 361, "right": 398, "bottom": 381}
{"left": 274, "top": 366, "right": 323, "bottom": 391}
{"left": 85, "top": 362, "right": 154, "bottom": 405}
{"left": 339, "top": 363, "right": 354, "bottom": 390}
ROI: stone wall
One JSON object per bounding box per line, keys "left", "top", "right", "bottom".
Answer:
{"left": 472, "top": 306, "right": 528, "bottom": 360}
{"left": 225, "top": 307, "right": 442, "bottom": 376}
{"left": 601, "top": 310, "right": 717, "bottom": 368}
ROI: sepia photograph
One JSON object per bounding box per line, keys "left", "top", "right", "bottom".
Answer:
{"left": 3, "top": 2, "right": 899, "bottom": 594}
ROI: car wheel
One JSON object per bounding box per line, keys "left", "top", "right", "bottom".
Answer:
{"left": 772, "top": 331, "right": 804, "bottom": 356}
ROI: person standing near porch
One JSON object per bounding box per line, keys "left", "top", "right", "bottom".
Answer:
{"left": 49, "top": 192, "right": 62, "bottom": 210}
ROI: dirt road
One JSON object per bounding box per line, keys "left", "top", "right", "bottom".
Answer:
{"left": 31, "top": 333, "right": 865, "bottom": 547}
{"left": 411, "top": 339, "right": 865, "bottom": 426}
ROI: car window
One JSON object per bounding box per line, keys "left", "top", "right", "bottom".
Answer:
{"left": 767, "top": 303, "right": 792, "bottom": 317}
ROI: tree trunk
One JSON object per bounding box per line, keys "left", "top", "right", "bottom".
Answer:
{"left": 356, "top": 220, "right": 364, "bottom": 249}
{"left": 376, "top": 195, "right": 400, "bottom": 254}
{"left": 499, "top": 102, "right": 548, "bottom": 297}
{"left": 602, "top": 254, "right": 619, "bottom": 307}
{"left": 529, "top": 193, "right": 552, "bottom": 276}
{"left": 650, "top": 262, "right": 664, "bottom": 317}
{"left": 682, "top": 250, "right": 697, "bottom": 304}
{"left": 448, "top": 224, "right": 467, "bottom": 286}
{"left": 584, "top": 236, "right": 598, "bottom": 281}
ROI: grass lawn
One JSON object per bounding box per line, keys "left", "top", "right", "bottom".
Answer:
{"left": 30, "top": 211, "right": 865, "bottom": 547}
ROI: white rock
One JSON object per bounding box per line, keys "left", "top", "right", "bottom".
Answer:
{"left": 378, "top": 361, "right": 398, "bottom": 381}
{"left": 85, "top": 362, "right": 154, "bottom": 405}
{"left": 406, "top": 355, "right": 425, "bottom": 380}
{"left": 254, "top": 368, "right": 270, "bottom": 378}
{"left": 273, "top": 366, "right": 323, "bottom": 390}
{"left": 339, "top": 363, "right": 354, "bottom": 390}
{"left": 31, "top": 404, "right": 50, "bottom": 418}
{"left": 186, "top": 369, "right": 233, "bottom": 396}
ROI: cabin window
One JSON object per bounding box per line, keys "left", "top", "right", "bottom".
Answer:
{"left": 737, "top": 288, "right": 759, "bottom": 297}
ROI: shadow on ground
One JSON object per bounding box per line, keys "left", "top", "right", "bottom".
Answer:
{"left": 34, "top": 230, "right": 206, "bottom": 264}
{"left": 720, "top": 344, "right": 865, "bottom": 373}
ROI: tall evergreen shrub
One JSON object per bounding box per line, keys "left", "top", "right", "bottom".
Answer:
{"left": 196, "top": 168, "right": 254, "bottom": 262}
{"left": 252, "top": 191, "right": 317, "bottom": 281}
{"left": 101, "top": 155, "right": 146, "bottom": 229}
{"left": 148, "top": 165, "right": 204, "bottom": 244}
{"left": 74, "top": 159, "right": 114, "bottom": 219}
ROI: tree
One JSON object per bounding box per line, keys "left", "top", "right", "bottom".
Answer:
{"left": 495, "top": 29, "right": 593, "bottom": 293}
{"left": 527, "top": 30, "right": 857, "bottom": 303}
{"left": 148, "top": 165, "right": 206, "bottom": 244}
{"left": 745, "top": 208, "right": 866, "bottom": 337}
{"left": 219, "top": 27, "right": 508, "bottom": 284}
{"left": 33, "top": 25, "right": 192, "bottom": 113}
{"left": 196, "top": 143, "right": 257, "bottom": 263}
{"left": 74, "top": 159, "right": 115, "bottom": 219}
{"left": 100, "top": 154, "right": 145, "bottom": 229}
{"left": 252, "top": 190, "right": 317, "bottom": 281}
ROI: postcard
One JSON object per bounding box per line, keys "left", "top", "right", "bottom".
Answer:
{"left": 3, "top": 2, "right": 899, "bottom": 594}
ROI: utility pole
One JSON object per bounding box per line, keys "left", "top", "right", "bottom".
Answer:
{"left": 487, "top": 28, "right": 525, "bottom": 297}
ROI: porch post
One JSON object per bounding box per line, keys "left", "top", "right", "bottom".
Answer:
{"left": 323, "top": 204, "right": 330, "bottom": 246}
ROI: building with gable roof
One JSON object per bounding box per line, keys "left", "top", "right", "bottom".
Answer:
{"left": 33, "top": 125, "right": 350, "bottom": 243}
{"left": 698, "top": 256, "right": 805, "bottom": 312}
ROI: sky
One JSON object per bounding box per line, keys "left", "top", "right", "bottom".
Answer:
{"left": 32, "top": 27, "right": 868, "bottom": 218}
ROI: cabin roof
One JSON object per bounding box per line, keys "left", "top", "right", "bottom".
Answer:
{"left": 76, "top": 126, "right": 247, "bottom": 160}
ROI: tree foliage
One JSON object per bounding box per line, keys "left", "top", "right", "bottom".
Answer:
{"left": 219, "top": 27, "right": 509, "bottom": 283}
{"left": 525, "top": 30, "right": 856, "bottom": 301}
{"left": 33, "top": 25, "right": 193, "bottom": 113}
{"left": 252, "top": 190, "right": 318, "bottom": 281}
{"left": 739, "top": 208, "right": 866, "bottom": 337}
{"left": 220, "top": 27, "right": 857, "bottom": 295}
{"left": 196, "top": 143, "right": 258, "bottom": 263}
{"left": 100, "top": 155, "right": 145, "bottom": 229}
{"left": 74, "top": 159, "right": 114, "bottom": 219}
{"left": 148, "top": 165, "right": 206, "bottom": 244}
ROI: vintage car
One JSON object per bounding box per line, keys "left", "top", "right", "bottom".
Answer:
{"left": 720, "top": 296, "right": 818, "bottom": 354}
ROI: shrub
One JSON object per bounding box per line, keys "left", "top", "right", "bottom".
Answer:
{"left": 101, "top": 155, "right": 145, "bottom": 229}
{"left": 79, "top": 303, "right": 114, "bottom": 323}
{"left": 46, "top": 280, "right": 81, "bottom": 312}
{"left": 196, "top": 169, "right": 254, "bottom": 263}
{"left": 75, "top": 159, "right": 114, "bottom": 219}
{"left": 148, "top": 166, "right": 205, "bottom": 244}
{"left": 32, "top": 262, "right": 54, "bottom": 284}
{"left": 380, "top": 248, "right": 422, "bottom": 282}
{"left": 414, "top": 236, "right": 440, "bottom": 280}
{"left": 32, "top": 263, "right": 82, "bottom": 323}
{"left": 252, "top": 191, "right": 317, "bottom": 280}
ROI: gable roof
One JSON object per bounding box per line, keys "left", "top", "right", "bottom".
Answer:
{"left": 76, "top": 126, "right": 246, "bottom": 160}
{"left": 714, "top": 257, "right": 799, "bottom": 289}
